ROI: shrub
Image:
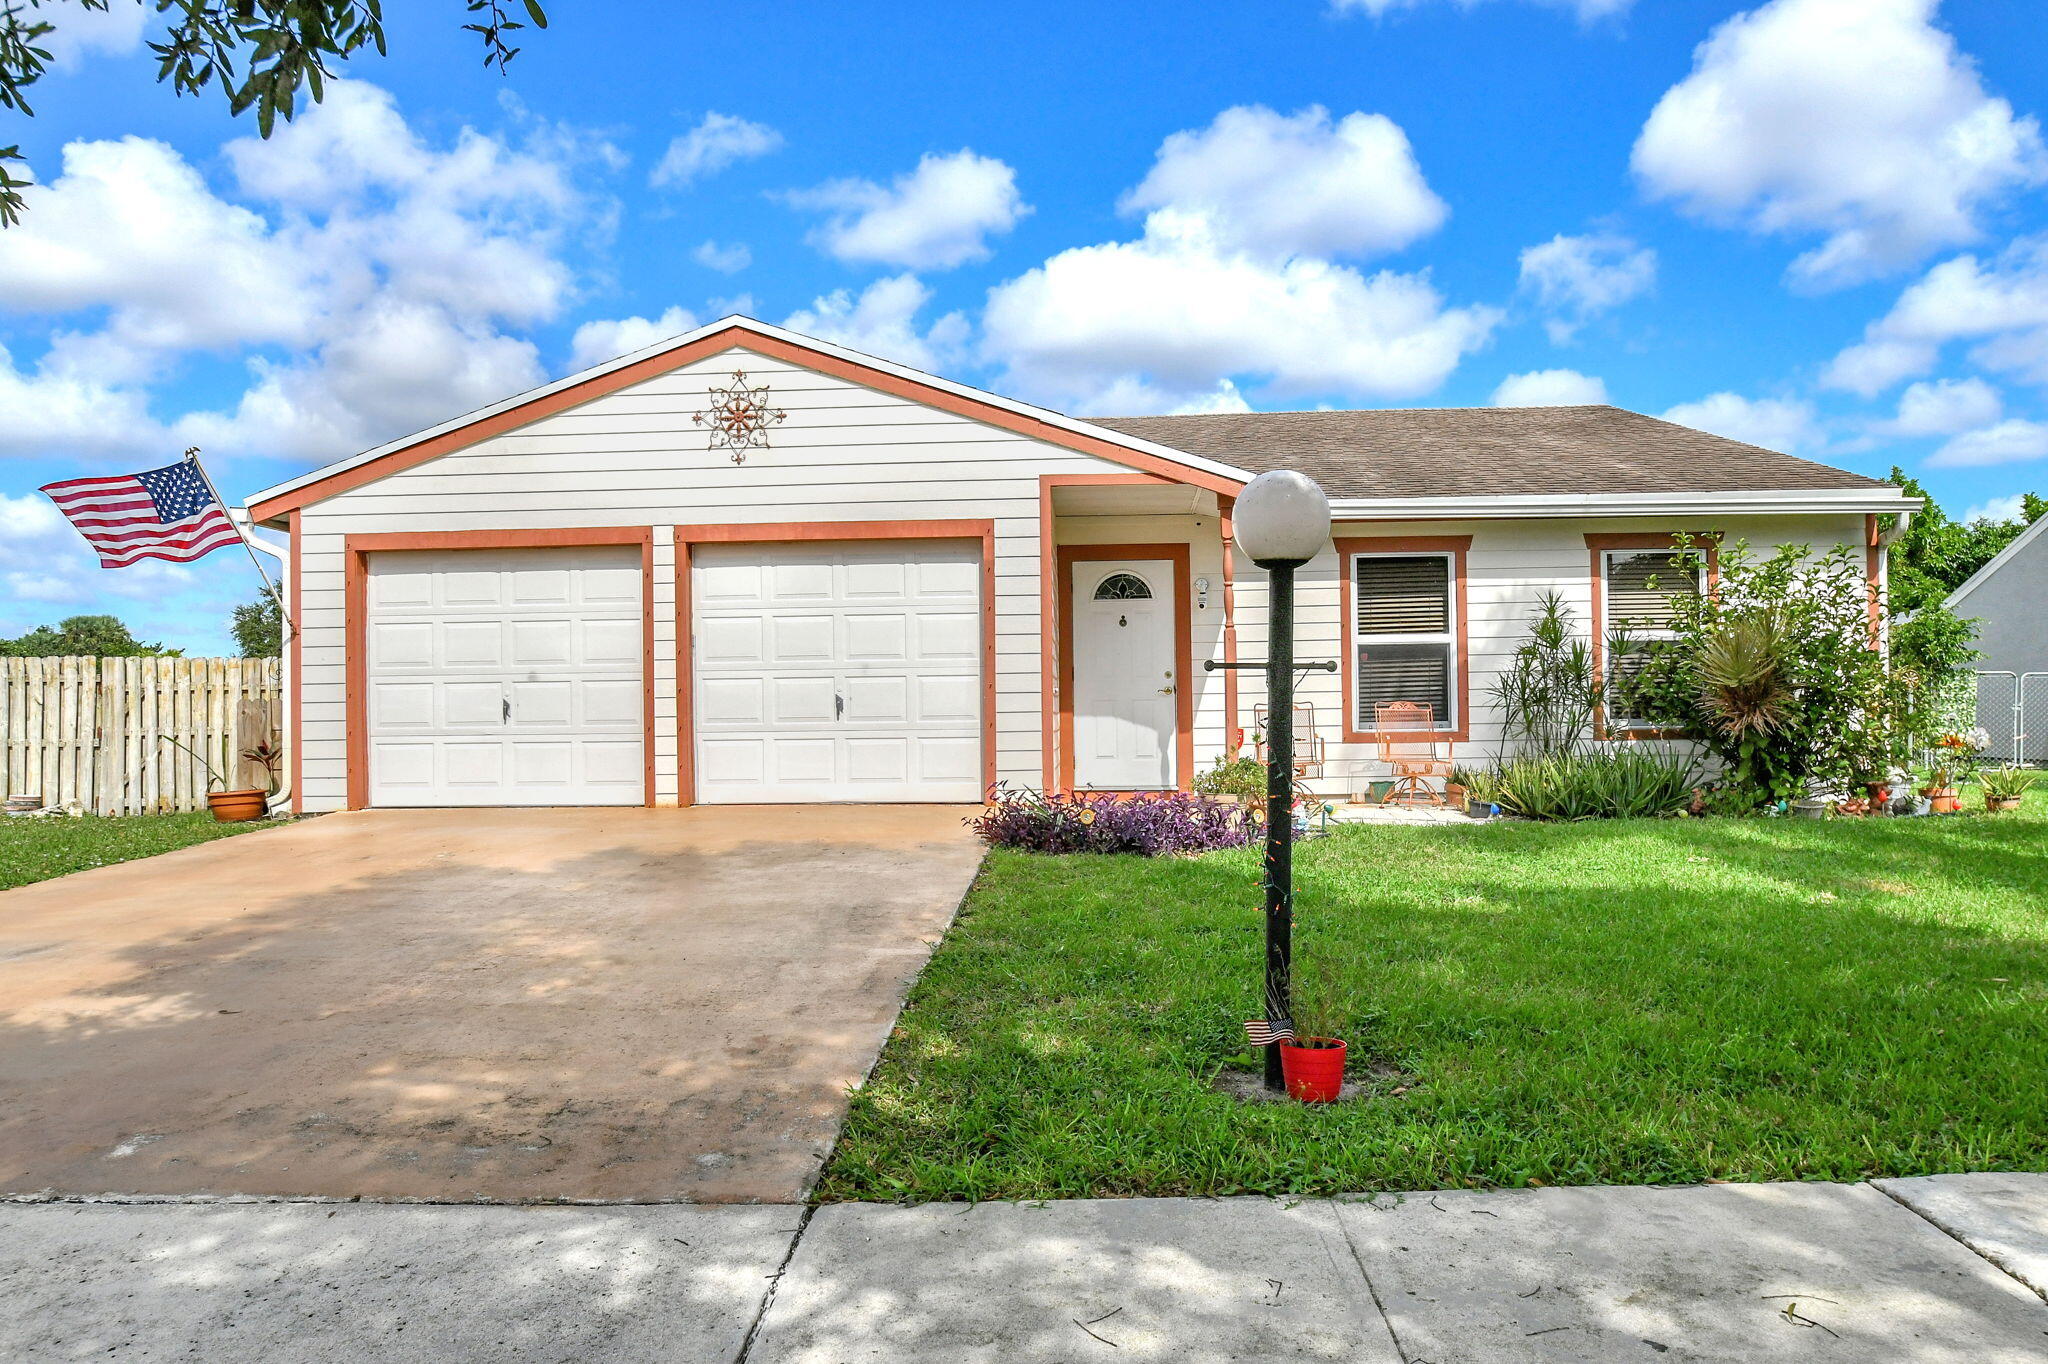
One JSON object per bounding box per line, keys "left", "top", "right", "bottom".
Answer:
{"left": 1193, "top": 750, "right": 1268, "bottom": 805}
{"left": 1495, "top": 747, "right": 1698, "bottom": 821}
{"left": 968, "top": 785, "right": 1254, "bottom": 855}
{"left": 1489, "top": 591, "right": 1602, "bottom": 761}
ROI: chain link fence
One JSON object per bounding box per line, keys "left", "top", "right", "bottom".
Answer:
{"left": 1973, "top": 670, "right": 2048, "bottom": 766}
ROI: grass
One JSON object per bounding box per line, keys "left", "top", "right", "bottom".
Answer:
{"left": 0, "top": 811, "right": 273, "bottom": 891}
{"left": 820, "top": 789, "right": 2048, "bottom": 1202}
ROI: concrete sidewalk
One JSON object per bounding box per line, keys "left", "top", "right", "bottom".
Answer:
{"left": 3, "top": 1175, "right": 2044, "bottom": 1362}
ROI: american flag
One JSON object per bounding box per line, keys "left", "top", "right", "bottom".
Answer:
{"left": 1243, "top": 1017, "right": 1297, "bottom": 1046}
{"left": 39, "top": 458, "right": 242, "bottom": 569}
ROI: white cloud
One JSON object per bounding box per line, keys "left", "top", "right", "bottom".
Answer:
{"left": 1080, "top": 377, "right": 1254, "bottom": 418}
{"left": 37, "top": 0, "right": 149, "bottom": 67}
{"left": 0, "top": 81, "right": 611, "bottom": 463}
{"left": 982, "top": 208, "right": 1498, "bottom": 411}
{"left": 567, "top": 306, "right": 700, "bottom": 372}
{"left": 1884, "top": 377, "right": 2003, "bottom": 437}
{"left": 782, "top": 275, "right": 969, "bottom": 374}
{"left": 1632, "top": 0, "right": 2045, "bottom": 289}
{"left": 1823, "top": 237, "right": 2048, "bottom": 394}
{"left": 1660, "top": 392, "right": 1819, "bottom": 453}
{"left": 650, "top": 113, "right": 783, "bottom": 188}
{"left": 0, "top": 488, "right": 205, "bottom": 638}
{"left": 1930, "top": 419, "right": 2048, "bottom": 467}
{"left": 1963, "top": 493, "right": 2029, "bottom": 523}
{"left": 790, "top": 150, "right": 1028, "bottom": 271}
{"left": 692, "top": 240, "right": 751, "bottom": 273}
{"left": 1491, "top": 369, "right": 1608, "bottom": 406}
{"left": 1119, "top": 105, "right": 1446, "bottom": 259}
{"left": 1518, "top": 232, "right": 1655, "bottom": 341}
{"left": 1333, "top": 0, "right": 1631, "bottom": 19}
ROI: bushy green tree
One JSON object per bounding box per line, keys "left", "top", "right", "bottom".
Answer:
{"left": 231, "top": 587, "right": 283, "bottom": 658}
{"left": 1, "top": 0, "right": 549, "bottom": 225}
{"left": 1622, "top": 539, "right": 1891, "bottom": 805}
{"left": 0, "top": 614, "right": 180, "bottom": 657}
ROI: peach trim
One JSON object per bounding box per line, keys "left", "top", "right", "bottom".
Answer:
{"left": 1864, "top": 513, "right": 1883, "bottom": 648}
{"left": 341, "top": 527, "right": 658, "bottom": 811}
{"left": 1585, "top": 530, "right": 1719, "bottom": 741}
{"left": 250, "top": 326, "right": 1242, "bottom": 522}
{"left": 671, "top": 519, "right": 999, "bottom": 807}
{"left": 1035, "top": 474, "right": 1174, "bottom": 789}
{"left": 1219, "top": 498, "right": 1240, "bottom": 752}
{"left": 1056, "top": 543, "right": 1195, "bottom": 793}
{"left": 288, "top": 509, "right": 302, "bottom": 815}
{"left": 1335, "top": 535, "right": 1474, "bottom": 745}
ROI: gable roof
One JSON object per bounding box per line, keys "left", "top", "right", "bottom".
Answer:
{"left": 243, "top": 316, "right": 1248, "bottom": 524}
{"left": 1946, "top": 513, "right": 2048, "bottom": 612}
{"left": 1091, "top": 406, "right": 1889, "bottom": 500}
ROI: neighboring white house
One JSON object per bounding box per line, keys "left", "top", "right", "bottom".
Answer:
{"left": 244, "top": 316, "right": 1917, "bottom": 813}
{"left": 1945, "top": 515, "right": 2048, "bottom": 764}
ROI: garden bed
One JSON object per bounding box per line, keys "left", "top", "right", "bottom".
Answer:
{"left": 819, "top": 792, "right": 2048, "bottom": 1202}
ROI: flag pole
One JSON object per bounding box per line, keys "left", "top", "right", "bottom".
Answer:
{"left": 183, "top": 446, "right": 293, "bottom": 635}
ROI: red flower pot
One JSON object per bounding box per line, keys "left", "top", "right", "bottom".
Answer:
{"left": 1279, "top": 1038, "right": 1346, "bottom": 1103}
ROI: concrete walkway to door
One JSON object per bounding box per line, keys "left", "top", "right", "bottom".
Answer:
{"left": 0, "top": 806, "right": 982, "bottom": 1204}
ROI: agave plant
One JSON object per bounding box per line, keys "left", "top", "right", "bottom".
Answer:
{"left": 1697, "top": 610, "right": 1795, "bottom": 739}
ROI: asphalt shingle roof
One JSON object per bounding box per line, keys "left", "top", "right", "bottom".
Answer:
{"left": 1090, "top": 405, "right": 1887, "bottom": 499}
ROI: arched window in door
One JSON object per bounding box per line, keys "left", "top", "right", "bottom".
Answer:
{"left": 1093, "top": 572, "right": 1153, "bottom": 601}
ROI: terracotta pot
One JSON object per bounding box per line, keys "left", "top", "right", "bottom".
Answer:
{"left": 1927, "top": 789, "right": 1961, "bottom": 814}
{"left": 1988, "top": 796, "right": 2022, "bottom": 813}
{"left": 1445, "top": 784, "right": 1467, "bottom": 806}
{"left": 1279, "top": 1038, "right": 1346, "bottom": 1103}
{"left": 206, "top": 788, "right": 268, "bottom": 823}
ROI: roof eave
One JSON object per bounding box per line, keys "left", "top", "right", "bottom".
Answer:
{"left": 1327, "top": 488, "right": 1922, "bottom": 520}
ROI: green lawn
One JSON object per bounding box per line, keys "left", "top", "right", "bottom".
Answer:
{"left": 0, "top": 811, "right": 273, "bottom": 891}
{"left": 821, "top": 792, "right": 2048, "bottom": 1202}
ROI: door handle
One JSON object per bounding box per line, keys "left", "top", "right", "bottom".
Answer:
{"left": 502, "top": 695, "right": 512, "bottom": 723}
{"left": 835, "top": 692, "right": 845, "bottom": 720}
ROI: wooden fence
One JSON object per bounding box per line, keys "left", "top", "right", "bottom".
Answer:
{"left": 1, "top": 657, "right": 282, "bottom": 815}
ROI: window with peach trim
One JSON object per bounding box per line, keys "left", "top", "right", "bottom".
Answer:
{"left": 1336, "top": 535, "right": 1471, "bottom": 742}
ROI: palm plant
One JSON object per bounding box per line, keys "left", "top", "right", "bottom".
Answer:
{"left": 1697, "top": 610, "right": 1796, "bottom": 739}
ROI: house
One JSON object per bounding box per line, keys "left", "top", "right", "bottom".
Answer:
{"left": 244, "top": 316, "right": 1917, "bottom": 812}
{"left": 1944, "top": 516, "right": 2048, "bottom": 764}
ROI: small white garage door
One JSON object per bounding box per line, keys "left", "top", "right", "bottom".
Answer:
{"left": 692, "top": 540, "right": 983, "bottom": 803}
{"left": 367, "top": 546, "right": 644, "bottom": 807}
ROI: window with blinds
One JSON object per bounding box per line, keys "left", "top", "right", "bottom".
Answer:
{"left": 1351, "top": 554, "right": 1455, "bottom": 729}
{"left": 1601, "top": 549, "right": 1703, "bottom": 727}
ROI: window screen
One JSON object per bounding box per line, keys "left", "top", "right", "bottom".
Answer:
{"left": 1353, "top": 555, "right": 1455, "bottom": 728}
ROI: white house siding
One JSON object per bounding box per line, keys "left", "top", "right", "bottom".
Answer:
{"left": 292, "top": 347, "right": 1128, "bottom": 812}
{"left": 1228, "top": 514, "right": 1869, "bottom": 794}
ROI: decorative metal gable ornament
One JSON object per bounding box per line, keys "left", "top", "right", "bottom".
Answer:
{"left": 693, "top": 370, "right": 787, "bottom": 464}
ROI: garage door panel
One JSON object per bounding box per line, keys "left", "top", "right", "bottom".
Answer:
{"left": 371, "top": 621, "right": 435, "bottom": 667}
{"left": 771, "top": 614, "right": 835, "bottom": 661}
{"left": 915, "top": 612, "right": 979, "bottom": 661}
{"left": 445, "top": 681, "right": 506, "bottom": 726}
{"left": 368, "top": 546, "right": 643, "bottom": 807}
{"left": 916, "top": 674, "right": 978, "bottom": 724}
{"left": 693, "top": 539, "right": 981, "bottom": 804}
{"left": 844, "top": 614, "right": 908, "bottom": 661}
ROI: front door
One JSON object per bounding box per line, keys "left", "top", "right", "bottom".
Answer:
{"left": 1071, "top": 560, "right": 1176, "bottom": 789}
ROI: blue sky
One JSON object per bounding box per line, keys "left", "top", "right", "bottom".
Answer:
{"left": 4, "top": 0, "right": 2047, "bottom": 653}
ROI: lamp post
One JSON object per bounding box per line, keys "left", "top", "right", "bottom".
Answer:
{"left": 1230, "top": 470, "right": 1332, "bottom": 1091}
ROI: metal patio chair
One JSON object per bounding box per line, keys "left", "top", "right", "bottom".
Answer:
{"left": 1375, "top": 700, "right": 1451, "bottom": 806}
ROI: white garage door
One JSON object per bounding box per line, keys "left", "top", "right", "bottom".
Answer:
{"left": 367, "top": 546, "right": 644, "bottom": 807}
{"left": 692, "top": 540, "right": 983, "bottom": 803}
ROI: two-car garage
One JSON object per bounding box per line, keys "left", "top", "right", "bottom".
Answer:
{"left": 360, "top": 535, "right": 985, "bottom": 807}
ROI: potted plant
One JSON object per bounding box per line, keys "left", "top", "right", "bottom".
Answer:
{"left": 1194, "top": 749, "right": 1266, "bottom": 808}
{"left": 1460, "top": 770, "right": 1499, "bottom": 818}
{"left": 1980, "top": 766, "right": 2038, "bottom": 812}
{"left": 160, "top": 735, "right": 269, "bottom": 823}
{"left": 1277, "top": 964, "right": 1349, "bottom": 1103}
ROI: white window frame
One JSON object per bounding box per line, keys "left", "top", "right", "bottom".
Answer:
{"left": 1599, "top": 548, "right": 1706, "bottom": 729}
{"left": 1349, "top": 550, "right": 1459, "bottom": 733}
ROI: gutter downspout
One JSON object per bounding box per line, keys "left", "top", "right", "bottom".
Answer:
{"left": 230, "top": 510, "right": 294, "bottom": 816}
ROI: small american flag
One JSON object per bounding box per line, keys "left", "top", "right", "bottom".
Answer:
{"left": 39, "top": 458, "right": 242, "bottom": 569}
{"left": 1243, "top": 1017, "right": 1297, "bottom": 1046}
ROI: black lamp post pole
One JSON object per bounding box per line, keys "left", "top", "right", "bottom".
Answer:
{"left": 1261, "top": 561, "right": 1296, "bottom": 1093}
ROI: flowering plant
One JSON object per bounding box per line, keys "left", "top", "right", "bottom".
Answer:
{"left": 968, "top": 784, "right": 1255, "bottom": 856}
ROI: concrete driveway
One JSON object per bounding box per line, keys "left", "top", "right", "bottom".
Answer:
{"left": 0, "top": 806, "right": 983, "bottom": 1203}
